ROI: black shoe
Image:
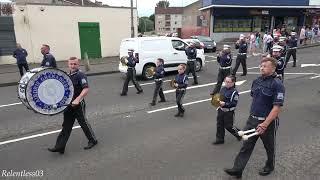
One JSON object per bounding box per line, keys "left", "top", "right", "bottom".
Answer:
{"left": 174, "top": 112, "right": 181, "bottom": 117}
{"left": 150, "top": 102, "right": 156, "bottom": 106}
{"left": 120, "top": 93, "right": 127, "bottom": 96}
{"left": 48, "top": 147, "right": 65, "bottom": 154}
{"left": 158, "top": 99, "right": 166, "bottom": 103}
{"left": 292, "top": 65, "right": 296, "bottom": 67}
{"left": 192, "top": 82, "right": 198, "bottom": 85}
{"left": 84, "top": 140, "right": 98, "bottom": 150}
{"left": 258, "top": 166, "right": 274, "bottom": 176}
{"left": 212, "top": 140, "right": 224, "bottom": 145}
{"left": 224, "top": 168, "right": 242, "bottom": 178}
{"left": 137, "top": 90, "right": 143, "bottom": 94}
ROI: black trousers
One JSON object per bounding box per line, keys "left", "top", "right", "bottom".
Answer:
{"left": 17, "top": 63, "right": 29, "bottom": 77}
{"left": 212, "top": 68, "right": 231, "bottom": 94}
{"left": 285, "top": 49, "right": 297, "bottom": 67}
{"left": 216, "top": 109, "right": 240, "bottom": 141}
{"left": 232, "top": 55, "right": 247, "bottom": 76}
{"left": 233, "top": 116, "right": 278, "bottom": 172}
{"left": 55, "top": 101, "right": 97, "bottom": 149}
{"left": 152, "top": 80, "right": 165, "bottom": 103}
{"left": 176, "top": 89, "right": 186, "bottom": 113}
{"left": 122, "top": 68, "right": 142, "bottom": 94}
{"left": 185, "top": 61, "right": 198, "bottom": 84}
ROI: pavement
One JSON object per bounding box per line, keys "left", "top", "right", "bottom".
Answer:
{"left": 1, "top": 42, "right": 319, "bottom": 87}
{"left": 0, "top": 45, "right": 320, "bottom": 179}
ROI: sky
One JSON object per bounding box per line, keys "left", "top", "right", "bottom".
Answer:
{"left": 93, "top": 0, "right": 198, "bottom": 17}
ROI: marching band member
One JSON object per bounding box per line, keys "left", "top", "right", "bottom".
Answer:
{"left": 40, "top": 44, "right": 57, "bottom": 68}
{"left": 48, "top": 57, "right": 98, "bottom": 154}
{"left": 150, "top": 58, "right": 166, "bottom": 106}
{"left": 120, "top": 49, "right": 143, "bottom": 96}
{"left": 185, "top": 42, "right": 198, "bottom": 85}
{"left": 271, "top": 45, "right": 286, "bottom": 82}
{"left": 278, "top": 37, "right": 287, "bottom": 58}
{"left": 224, "top": 57, "right": 285, "bottom": 178}
{"left": 285, "top": 32, "right": 298, "bottom": 67}
{"left": 212, "top": 75, "right": 241, "bottom": 145}
{"left": 232, "top": 34, "right": 248, "bottom": 77}
{"left": 211, "top": 45, "right": 232, "bottom": 95}
{"left": 174, "top": 64, "right": 188, "bottom": 117}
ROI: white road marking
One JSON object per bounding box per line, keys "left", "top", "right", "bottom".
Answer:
{"left": 310, "top": 75, "right": 320, "bottom": 79}
{"left": 243, "top": 72, "right": 318, "bottom": 75}
{"left": 147, "top": 90, "right": 251, "bottom": 114}
{"left": 205, "top": 55, "right": 217, "bottom": 58}
{"left": 0, "top": 102, "right": 22, "bottom": 108}
{"left": 129, "top": 76, "right": 199, "bottom": 88}
{"left": 301, "top": 64, "right": 320, "bottom": 68}
{"left": 0, "top": 126, "right": 81, "bottom": 146}
{"left": 205, "top": 60, "right": 217, "bottom": 63}
{"left": 163, "top": 80, "right": 246, "bottom": 94}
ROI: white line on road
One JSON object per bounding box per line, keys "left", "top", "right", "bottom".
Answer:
{"left": 0, "top": 102, "right": 22, "bottom": 108}
{"left": 0, "top": 126, "right": 81, "bottom": 146}
{"left": 129, "top": 76, "right": 199, "bottom": 88}
{"left": 163, "top": 80, "right": 246, "bottom": 94}
{"left": 147, "top": 90, "right": 251, "bottom": 114}
{"left": 242, "top": 72, "right": 318, "bottom": 75}
{"left": 310, "top": 75, "right": 320, "bottom": 79}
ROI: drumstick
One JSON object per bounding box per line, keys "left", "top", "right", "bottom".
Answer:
{"left": 242, "top": 132, "right": 259, "bottom": 141}
{"left": 238, "top": 128, "right": 256, "bottom": 136}
{"left": 51, "top": 104, "right": 69, "bottom": 110}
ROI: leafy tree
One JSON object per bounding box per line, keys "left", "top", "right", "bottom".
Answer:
{"left": 156, "top": 0, "right": 169, "bottom": 8}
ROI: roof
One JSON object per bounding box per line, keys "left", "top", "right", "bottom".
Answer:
{"left": 155, "top": 7, "right": 183, "bottom": 14}
{"left": 63, "top": 0, "right": 98, "bottom": 6}
{"left": 199, "top": 4, "right": 320, "bottom": 11}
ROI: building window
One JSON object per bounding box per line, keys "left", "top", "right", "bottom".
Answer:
{"left": 165, "top": 15, "right": 170, "bottom": 20}
{"left": 173, "top": 28, "right": 176, "bottom": 30}
{"left": 214, "top": 17, "right": 252, "bottom": 32}
{"left": 175, "top": 21, "right": 177, "bottom": 25}
{"left": 158, "top": 21, "right": 161, "bottom": 24}
{"left": 165, "top": 21, "right": 171, "bottom": 27}
{"left": 165, "top": 28, "right": 170, "bottom": 31}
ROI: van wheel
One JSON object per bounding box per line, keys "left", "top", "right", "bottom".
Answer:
{"left": 195, "top": 59, "right": 202, "bottom": 72}
{"left": 142, "top": 64, "right": 155, "bottom": 80}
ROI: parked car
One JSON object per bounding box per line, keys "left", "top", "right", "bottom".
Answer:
{"left": 119, "top": 37, "right": 206, "bottom": 80}
{"left": 191, "top": 35, "right": 216, "bottom": 52}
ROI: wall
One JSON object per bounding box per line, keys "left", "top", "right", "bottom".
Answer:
{"left": 2, "top": 4, "right": 137, "bottom": 64}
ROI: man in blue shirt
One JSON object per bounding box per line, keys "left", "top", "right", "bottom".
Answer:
{"left": 285, "top": 32, "right": 298, "bottom": 67}
{"left": 40, "top": 44, "right": 57, "bottom": 68}
{"left": 13, "top": 43, "right": 29, "bottom": 77}
{"left": 185, "top": 42, "right": 198, "bottom": 85}
{"left": 224, "top": 57, "right": 285, "bottom": 178}
{"left": 120, "top": 49, "right": 143, "bottom": 96}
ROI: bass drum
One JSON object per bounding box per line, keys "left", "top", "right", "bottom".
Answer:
{"left": 18, "top": 67, "right": 74, "bottom": 115}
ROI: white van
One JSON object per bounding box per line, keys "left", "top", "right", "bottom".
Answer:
{"left": 118, "top": 37, "right": 206, "bottom": 80}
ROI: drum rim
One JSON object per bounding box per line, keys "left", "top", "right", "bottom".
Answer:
{"left": 25, "top": 67, "right": 74, "bottom": 115}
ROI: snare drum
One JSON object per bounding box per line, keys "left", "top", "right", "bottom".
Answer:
{"left": 18, "top": 67, "right": 74, "bottom": 115}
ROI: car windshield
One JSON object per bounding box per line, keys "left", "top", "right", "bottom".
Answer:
{"left": 197, "top": 36, "right": 212, "bottom": 42}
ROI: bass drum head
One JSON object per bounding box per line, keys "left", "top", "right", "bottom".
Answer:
{"left": 25, "top": 68, "right": 74, "bottom": 115}
{"left": 18, "top": 70, "right": 37, "bottom": 109}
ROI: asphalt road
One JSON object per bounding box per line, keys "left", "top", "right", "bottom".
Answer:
{"left": 0, "top": 47, "right": 320, "bottom": 179}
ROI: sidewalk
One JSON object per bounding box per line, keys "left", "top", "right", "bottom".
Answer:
{"left": 0, "top": 43, "right": 319, "bottom": 87}
{"left": 0, "top": 56, "right": 120, "bottom": 87}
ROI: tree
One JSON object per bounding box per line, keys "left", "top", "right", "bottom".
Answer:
{"left": 156, "top": 0, "right": 169, "bottom": 8}
{"left": 138, "top": 17, "right": 154, "bottom": 33}
{"left": 149, "top": 14, "right": 155, "bottom": 22}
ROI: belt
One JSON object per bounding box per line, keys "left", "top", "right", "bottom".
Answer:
{"left": 238, "top": 53, "right": 247, "bottom": 55}
{"left": 220, "top": 66, "right": 231, "bottom": 69}
{"left": 219, "top": 107, "right": 235, "bottom": 112}
{"left": 288, "top": 47, "right": 297, "bottom": 50}
{"left": 127, "top": 67, "right": 135, "bottom": 69}
{"left": 176, "top": 88, "right": 186, "bottom": 91}
{"left": 187, "top": 59, "right": 196, "bottom": 61}
{"left": 251, "top": 115, "right": 265, "bottom": 121}
{"left": 154, "top": 78, "right": 162, "bottom": 81}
